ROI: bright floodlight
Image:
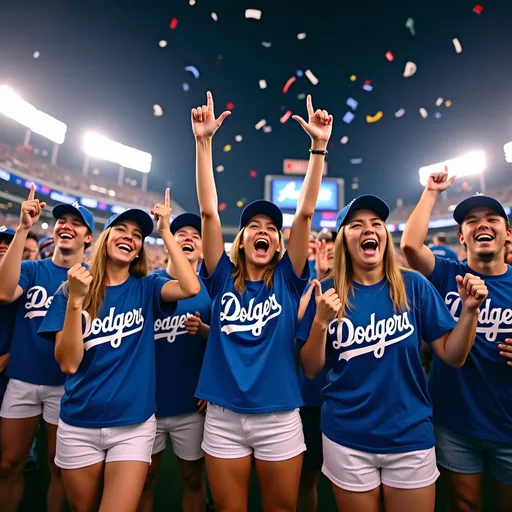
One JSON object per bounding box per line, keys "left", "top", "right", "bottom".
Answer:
{"left": 504, "top": 141, "right": 512, "bottom": 163}
{"left": 0, "top": 85, "right": 67, "bottom": 144}
{"left": 84, "top": 132, "right": 152, "bottom": 174}
{"left": 419, "top": 150, "right": 486, "bottom": 186}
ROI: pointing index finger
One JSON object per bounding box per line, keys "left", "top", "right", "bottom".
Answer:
{"left": 165, "top": 187, "right": 170, "bottom": 207}
{"left": 207, "top": 91, "right": 214, "bottom": 115}
{"left": 28, "top": 183, "right": 35, "bottom": 200}
{"left": 306, "top": 94, "right": 314, "bottom": 117}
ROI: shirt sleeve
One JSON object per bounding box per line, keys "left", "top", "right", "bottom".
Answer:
{"left": 429, "top": 256, "right": 464, "bottom": 293}
{"left": 37, "top": 289, "right": 69, "bottom": 341}
{"left": 149, "top": 274, "right": 177, "bottom": 319}
{"left": 199, "top": 252, "right": 233, "bottom": 298}
{"left": 278, "top": 252, "right": 310, "bottom": 303}
{"left": 18, "top": 260, "right": 37, "bottom": 293}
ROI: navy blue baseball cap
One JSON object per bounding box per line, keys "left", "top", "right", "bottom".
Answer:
{"left": 453, "top": 194, "right": 508, "bottom": 224}
{"left": 53, "top": 202, "right": 95, "bottom": 233}
{"left": 336, "top": 195, "right": 390, "bottom": 232}
{"left": 170, "top": 213, "right": 201, "bottom": 235}
{"left": 0, "top": 226, "right": 15, "bottom": 240}
{"left": 104, "top": 209, "right": 154, "bottom": 238}
{"left": 239, "top": 200, "right": 283, "bottom": 230}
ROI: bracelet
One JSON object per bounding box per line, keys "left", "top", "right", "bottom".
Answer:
{"left": 309, "top": 148, "right": 328, "bottom": 155}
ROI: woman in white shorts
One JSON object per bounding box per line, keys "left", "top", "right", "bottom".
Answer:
{"left": 191, "top": 91, "right": 332, "bottom": 510}
{"left": 38, "top": 192, "right": 200, "bottom": 512}
{"left": 297, "top": 194, "right": 488, "bottom": 512}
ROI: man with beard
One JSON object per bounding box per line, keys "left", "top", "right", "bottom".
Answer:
{"left": 401, "top": 172, "right": 512, "bottom": 512}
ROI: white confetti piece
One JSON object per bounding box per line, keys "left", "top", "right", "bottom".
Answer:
{"left": 435, "top": 97, "right": 444, "bottom": 107}
{"left": 235, "top": 135, "right": 243, "bottom": 142}
{"left": 452, "top": 38, "right": 463, "bottom": 53}
{"left": 245, "top": 9, "right": 262, "bottom": 20}
{"left": 216, "top": 165, "right": 224, "bottom": 172}
{"left": 255, "top": 119, "right": 266, "bottom": 130}
{"left": 259, "top": 79, "right": 267, "bottom": 89}
{"left": 153, "top": 104, "right": 164, "bottom": 117}
{"left": 305, "top": 69, "right": 319, "bottom": 85}
{"left": 403, "top": 61, "right": 417, "bottom": 78}
{"left": 159, "top": 40, "right": 167, "bottom": 48}
{"left": 419, "top": 107, "right": 428, "bottom": 119}
{"left": 261, "top": 41, "right": 272, "bottom": 48}
{"left": 341, "top": 136, "right": 349, "bottom": 144}
{"left": 33, "top": 51, "right": 40, "bottom": 59}
{"left": 350, "top": 158, "right": 363, "bottom": 164}
{"left": 189, "top": 0, "right": 196, "bottom": 4}
{"left": 211, "top": 12, "right": 218, "bottom": 21}
{"left": 297, "top": 33, "right": 306, "bottom": 40}
{"left": 394, "top": 108, "right": 405, "bottom": 118}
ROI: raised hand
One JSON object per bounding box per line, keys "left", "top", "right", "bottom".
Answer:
{"left": 314, "top": 280, "right": 341, "bottom": 326}
{"left": 185, "top": 311, "right": 202, "bottom": 335}
{"left": 151, "top": 188, "right": 172, "bottom": 234}
{"left": 191, "top": 91, "right": 231, "bottom": 140}
{"left": 68, "top": 263, "right": 92, "bottom": 301}
{"left": 316, "top": 239, "right": 330, "bottom": 279}
{"left": 498, "top": 339, "right": 512, "bottom": 367}
{"left": 426, "top": 167, "right": 456, "bottom": 193}
{"left": 292, "top": 95, "right": 333, "bottom": 144}
{"left": 456, "top": 273, "right": 488, "bottom": 312}
{"left": 20, "top": 184, "right": 46, "bottom": 230}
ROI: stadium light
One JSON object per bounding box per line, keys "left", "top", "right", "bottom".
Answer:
{"left": 504, "top": 141, "right": 512, "bottom": 163}
{"left": 419, "top": 150, "right": 486, "bottom": 187}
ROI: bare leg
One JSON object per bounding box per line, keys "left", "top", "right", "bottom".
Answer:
{"left": 46, "top": 422, "right": 66, "bottom": 512}
{"left": 493, "top": 478, "right": 512, "bottom": 512}
{"left": 60, "top": 462, "right": 104, "bottom": 512}
{"left": 138, "top": 451, "right": 163, "bottom": 512}
{"left": 382, "top": 483, "right": 435, "bottom": 512}
{"left": 297, "top": 468, "right": 320, "bottom": 512}
{"left": 439, "top": 467, "right": 483, "bottom": 512}
{"left": 330, "top": 483, "right": 381, "bottom": 512}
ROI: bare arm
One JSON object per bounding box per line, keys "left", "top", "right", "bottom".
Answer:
{"left": 55, "top": 296, "right": 85, "bottom": 374}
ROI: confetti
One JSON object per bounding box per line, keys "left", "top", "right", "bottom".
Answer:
{"left": 297, "top": 93, "right": 306, "bottom": 100}
{"left": 182, "top": 83, "right": 190, "bottom": 92}
{"left": 435, "top": 112, "right": 442, "bottom": 119}
{"left": 211, "top": 12, "right": 218, "bottom": 21}
{"left": 169, "top": 18, "right": 178, "bottom": 29}
{"left": 255, "top": 119, "right": 266, "bottom": 130}
{"left": 305, "top": 69, "right": 319, "bottom": 85}
{"left": 343, "top": 112, "right": 355, "bottom": 124}
{"left": 366, "top": 111, "right": 383, "bottom": 124}
{"left": 473, "top": 4, "right": 483, "bottom": 14}
{"left": 159, "top": 40, "right": 167, "bottom": 48}
{"left": 346, "top": 98, "right": 358, "bottom": 110}
{"left": 218, "top": 202, "right": 227, "bottom": 211}
{"left": 216, "top": 165, "right": 224, "bottom": 172}
{"left": 280, "top": 110, "right": 292, "bottom": 123}
{"left": 282, "top": 77, "right": 296, "bottom": 93}
{"left": 263, "top": 125, "right": 272, "bottom": 133}
{"left": 350, "top": 75, "right": 357, "bottom": 81}
{"left": 394, "top": 108, "right": 405, "bottom": 118}
{"left": 226, "top": 102, "right": 235, "bottom": 110}
{"left": 341, "top": 136, "right": 349, "bottom": 144}
{"left": 235, "top": 135, "right": 243, "bottom": 142}
{"left": 445, "top": 100, "right": 452, "bottom": 107}
{"left": 385, "top": 51, "right": 394, "bottom": 61}
{"left": 452, "top": 38, "right": 463, "bottom": 54}
{"left": 435, "top": 97, "right": 444, "bottom": 107}
{"left": 237, "top": 200, "right": 244, "bottom": 208}
{"left": 419, "top": 108, "right": 428, "bottom": 119}
{"left": 351, "top": 158, "right": 363, "bottom": 164}
{"left": 223, "top": 144, "right": 232, "bottom": 152}
{"left": 297, "top": 33, "right": 307, "bottom": 40}
{"left": 153, "top": 104, "right": 164, "bottom": 117}
{"left": 33, "top": 51, "right": 40, "bottom": 59}
{"left": 185, "top": 65, "right": 200, "bottom": 79}
{"left": 296, "top": 70, "right": 303, "bottom": 77}
{"left": 405, "top": 18, "right": 415, "bottom": 36}
{"left": 245, "top": 9, "right": 262, "bottom": 20}
{"left": 249, "top": 170, "right": 257, "bottom": 178}
{"left": 403, "top": 61, "right": 417, "bottom": 78}
{"left": 352, "top": 181, "right": 360, "bottom": 190}
{"left": 262, "top": 41, "right": 272, "bottom": 48}
{"left": 259, "top": 79, "right": 267, "bottom": 89}
{"left": 363, "top": 84, "right": 373, "bottom": 92}
{"left": 189, "top": 0, "right": 196, "bottom": 4}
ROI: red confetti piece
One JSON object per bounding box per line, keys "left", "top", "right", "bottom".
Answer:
{"left": 364, "top": 79, "right": 372, "bottom": 85}
{"left": 282, "top": 76, "right": 296, "bottom": 94}
{"left": 385, "top": 51, "right": 394, "bottom": 62}
{"left": 218, "top": 202, "right": 227, "bottom": 212}
{"left": 226, "top": 102, "right": 235, "bottom": 110}
{"left": 280, "top": 110, "right": 292, "bottom": 123}
{"left": 329, "top": 142, "right": 335, "bottom": 149}
{"left": 473, "top": 4, "right": 483, "bottom": 14}
{"left": 249, "top": 170, "right": 257, "bottom": 178}
{"left": 169, "top": 18, "right": 178, "bottom": 29}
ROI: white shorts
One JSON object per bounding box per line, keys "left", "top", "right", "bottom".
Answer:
{"left": 153, "top": 412, "right": 205, "bottom": 460}
{"left": 55, "top": 415, "right": 157, "bottom": 470}
{"left": 0, "top": 378, "right": 64, "bottom": 425}
{"left": 322, "top": 434, "right": 440, "bottom": 492}
{"left": 202, "top": 403, "right": 306, "bottom": 462}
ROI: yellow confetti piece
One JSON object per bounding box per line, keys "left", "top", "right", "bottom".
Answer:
{"left": 366, "top": 111, "right": 383, "bottom": 124}
{"left": 236, "top": 200, "right": 244, "bottom": 207}
{"left": 223, "top": 144, "right": 232, "bottom": 152}
{"left": 350, "top": 75, "right": 357, "bottom": 81}
{"left": 445, "top": 100, "right": 452, "bottom": 107}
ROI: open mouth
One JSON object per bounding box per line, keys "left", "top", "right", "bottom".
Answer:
{"left": 116, "top": 243, "right": 133, "bottom": 254}
{"left": 475, "top": 234, "right": 494, "bottom": 243}
{"left": 59, "top": 232, "right": 74, "bottom": 241}
{"left": 181, "top": 243, "right": 194, "bottom": 253}
{"left": 360, "top": 238, "right": 378, "bottom": 255}
{"left": 254, "top": 238, "right": 270, "bottom": 255}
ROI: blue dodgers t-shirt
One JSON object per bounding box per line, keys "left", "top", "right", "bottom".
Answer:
{"left": 152, "top": 268, "right": 211, "bottom": 417}
{"left": 196, "top": 251, "right": 309, "bottom": 413}
{"left": 38, "top": 273, "right": 173, "bottom": 428}
{"left": 297, "top": 272, "right": 456, "bottom": 454}
{"left": 7, "top": 259, "right": 69, "bottom": 386}
{"left": 430, "top": 245, "right": 459, "bottom": 261}
{"left": 428, "top": 257, "right": 512, "bottom": 444}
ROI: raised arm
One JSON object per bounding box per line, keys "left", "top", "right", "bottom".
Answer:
{"left": 287, "top": 95, "right": 333, "bottom": 275}
{"left": 152, "top": 188, "right": 201, "bottom": 301}
{"left": 0, "top": 184, "right": 46, "bottom": 303}
{"left": 401, "top": 170, "right": 455, "bottom": 277}
{"left": 192, "top": 91, "right": 231, "bottom": 275}
{"left": 55, "top": 264, "right": 90, "bottom": 374}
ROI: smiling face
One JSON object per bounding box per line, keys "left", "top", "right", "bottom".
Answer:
{"left": 240, "top": 214, "right": 281, "bottom": 268}
{"left": 174, "top": 226, "right": 202, "bottom": 263}
{"left": 343, "top": 209, "right": 388, "bottom": 271}
{"left": 0, "top": 238, "right": 11, "bottom": 261}
{"left": 23, "top": 237, "right": 39, "bottom": 260}
{"left": 106, "top": 219, "right": 144, "bottom": 264}
{"left": 53, "top": 213, "right": 92, "bottom": 254}
{"left": 459, "top": 207, "right": 512, "bottom": 261}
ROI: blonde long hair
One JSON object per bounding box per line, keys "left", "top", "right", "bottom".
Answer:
{"left": 230, "top": 227, "right": 285, "bottom": 295}
{"left": 327, "top": 226, "right": 409, "bottom": 321}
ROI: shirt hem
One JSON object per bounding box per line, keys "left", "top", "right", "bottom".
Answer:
{"left": 195, "top": 393, "right": 303, "bottom": 414}
{"left": 5, "top": 372, "right": 66, "bottom": 387}
{"left": 433, "top": 420, "right": 512, "bottom": 446}
{"left": 60, "top": 412, "right": 155, "bottom": 429}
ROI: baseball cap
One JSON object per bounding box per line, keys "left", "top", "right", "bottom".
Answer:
{"left": 239, "top": 200, "right": 283, "bottom": 230}
{"left": 53, "top": 202, "right": 95, "bottom": 233}
{"left": 170, "top": 213, "right": 201, "bottom": 235}
{"left": 336, "top": 195, "right": 390, "bottom": 232}
{"left": 453, "top": 194, "right": 508, "bottom": 224}
{"left": 104, "top": 209, "right": 154, "bottom": 238}
{"left": 0, "top": 226, "right": 15, "bottom": 241}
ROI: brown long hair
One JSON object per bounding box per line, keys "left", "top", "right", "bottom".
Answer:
{"left": 63, "top": 227, "right": 148, "bottom": 320}
{"left": 327, "top": 225, "right": 409, "bottom": 321}
{"left": 230, "top": 227, "right": 285, "bottom": 295}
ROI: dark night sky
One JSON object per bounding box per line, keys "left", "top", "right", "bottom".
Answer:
{"left": 1, "top": 0, "right": 511, "bottom": 224}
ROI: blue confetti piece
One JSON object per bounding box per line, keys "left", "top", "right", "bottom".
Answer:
{"left": 346, "top": 98, "right": 358, "bottom": 110}
{"left": 296, "top": 70, "right": 304, "bottom": 77}
{"left": 343, "top": 112, "right": 355, "bottom": 124}
{"left": 183, "top": 83, "right": 190, "bottom": 92}
{"left": 435, "top": 112, "right": 442, "bottom": 119}
{"left": 362, "top": 84, "right": 373, "bottom": 92}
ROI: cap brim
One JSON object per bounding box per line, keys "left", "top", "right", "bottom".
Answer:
{"left": 240, "top": 200, "right": 283, "bottom": 230}
{"left": 170, "top": 213, "right": 202, "bottom": 235}
{"left": 113, "top": 209, "right": 154, "bottom": 238}
{"left": 453, "top": 196, "right": 508, "bottom": 224}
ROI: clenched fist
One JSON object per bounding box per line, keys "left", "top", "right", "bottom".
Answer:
{"left": 313, "top": 280, "right": 342, "bottom": 327}
{"left": 456, "top": 273, "right": 488, "bottom": 312}
{"left": 68, "top": 263, "right": 92, "bottom": 301}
